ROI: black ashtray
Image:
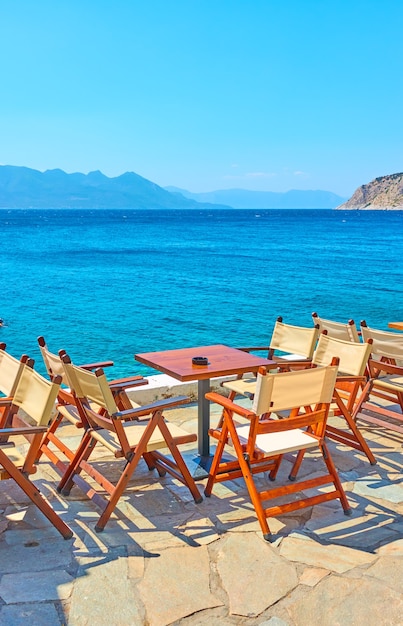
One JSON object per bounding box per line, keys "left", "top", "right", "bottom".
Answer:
{"left": 192, "top": 356, "right": 209, "bottom": 366}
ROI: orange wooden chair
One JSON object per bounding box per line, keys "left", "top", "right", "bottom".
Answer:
{"left": 238, "top": 316, "right": 320, "bottom": 363}
{"left": 224, "top": 333, "right": 376, "bottom": 466}
{"left": 204, "top": 363, "right": 351, "bottom": 540}
{"left": 57, "top": 354, "right": 202, "bottom": 532}
{"left": 36, "top": 336, "right": 147, "bottom": 472}
{"left": 312, "top": 312, "right": 360, "bottom": 342}
{"left": 360, "top": 321, "right": 403, "bottom": 365}
{"left": 0, "top": 344, "right": 31, "bottom": 442}
{"left": 353, "top": 325, "right": 403, "bottom": 435}
{"left": 0, "top": 362, "right": 73, "bottom": 539}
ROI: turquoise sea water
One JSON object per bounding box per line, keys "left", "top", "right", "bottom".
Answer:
{"left": 1, "top": 208, "right": 402, "bottom": 378}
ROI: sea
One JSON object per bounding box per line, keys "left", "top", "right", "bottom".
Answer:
{"left": 1, "top": 208, "right": 402, "bottom": 379}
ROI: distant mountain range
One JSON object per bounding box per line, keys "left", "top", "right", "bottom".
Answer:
{"left": 165, "top": 186, "right": 347, "bottom": 209}
{"left": 336, "top": 172, "right": 403, "bottom": 210}
{"left": 0, "top": 165, "right": 346, "bottom": 209}
{"left": 0, "top": 166, "right": 227, "bottom": 210}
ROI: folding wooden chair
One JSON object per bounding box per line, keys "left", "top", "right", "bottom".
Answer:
{"left": 37, "top": 337, "right": 147, "bottom": 473}
{"left": 360, "top": 321, "right": 403, "bottom": 365}
{"left": 0, "top": 363, "right": 73, "bottom": 539}
{"left": 226, "top": 317, "right": 320, "bottom": 404}
{"left": 312, "top": 312, "right": 360, "bottom": 342}
{"left": 0, "top": 344, "right": 30, "bottom": 441}
{"left": 57, "top": 354, "right": 202, "bottom": 532}
{"left": 238, "top": 316, "right": 319, "bottom": 363}
{"left": 353, "top": 326, "right": 403, "bottom": 436}
{"left": 204, "top": 364, "right": 351, "bottom": 540}
{"left": 224, "top": 333, "right": 376, "bottom": 465}
{"left": 306, "top": 333, "right": 376, "bottom": 465}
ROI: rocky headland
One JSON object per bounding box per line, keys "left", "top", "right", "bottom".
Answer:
{"left": 337, "top": 172, "right": 403, "bottom": 209}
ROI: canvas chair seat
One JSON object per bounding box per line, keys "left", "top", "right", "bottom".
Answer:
{"left": 234, "top": 424, "right": 319, "bottom": 456}
{"left": 91, "top": 421, "right": 196, "bottom": 455}
{"left": 373, "top": 374, "right": 403, "bottom": 391}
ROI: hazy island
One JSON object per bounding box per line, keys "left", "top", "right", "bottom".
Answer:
{"left": 337, "top": 172, "right": 403, "bottom": 210}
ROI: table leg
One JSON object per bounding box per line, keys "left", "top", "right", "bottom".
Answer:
{"left": 198, "top": 378, "right": 210, "bottom": 457}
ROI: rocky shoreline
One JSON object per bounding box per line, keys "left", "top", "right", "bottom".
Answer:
{"left": 337, "top": 172, "right": 403, "bottom": 210}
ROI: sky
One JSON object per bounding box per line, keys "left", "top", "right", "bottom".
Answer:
{"left": 0, "top": 1, "right": 402, "bottom": 197}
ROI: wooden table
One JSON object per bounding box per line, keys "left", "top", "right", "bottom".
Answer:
{"left": 388, "top": 322, "right": 403, "bottom": 331}
{"left": 135, "top": 344, "right": 275, "bottom": 460}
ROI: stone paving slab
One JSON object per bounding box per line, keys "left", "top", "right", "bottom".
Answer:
{"left": 2, "top": 403, "right": 403, "bottom": 625}
{"left": 0, "top": 603, "right": 63, "bottom": 626}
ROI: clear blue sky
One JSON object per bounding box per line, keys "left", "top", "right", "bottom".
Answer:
{"left": 1, "top": 1, "right": 402, "bottom": 196}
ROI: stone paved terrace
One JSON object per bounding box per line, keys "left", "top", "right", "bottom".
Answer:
{"left": 1, "top": 378, "right": 403, "bottom": 625}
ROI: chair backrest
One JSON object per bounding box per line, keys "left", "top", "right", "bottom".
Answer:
{"left": 312, "top": 333, "right": 372, "bottom": 376}
{"left": 252, "top": 364, "right": 338, "bottom": 416}
{"left": 360, "top": 321, "right": 403, "bottom": 360}
{"left": 0, "top": 345, "right": 29, "bottom": 397}
{"left": 269, "top": 318, "right": 319, "bottom": 359}
{"left": 37, "top": 336, "right": 67, "bottom": 382}
{"left": 61, "top": 354, "right": 118, "bottom": 420}
{"left": 12, "top": 366, "right": 62, "bottom": 427}
{"left": 312, "top": 312, "right": 360, "bottom": 342}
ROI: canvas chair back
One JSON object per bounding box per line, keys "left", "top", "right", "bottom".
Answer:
{"left": 312, "top": 313, "right": 360, "bottom": 342}
{"left": 269, "top": 319, "right": 319, "bottom": 359}
{"left": 38, "top": 336, "right": 67, "bottom": 382}
{"left": 12, "top": 366, "right": 62, "bottom": 427}
{"left": 0, "top": 346, "right": 29, "bottom": 397}
{"left": 62, "top": 356, "right": 117, "bottom": 420}
{"left": 360, "top": 322, "right": 403, "bottom": 361}
{"left": 312, "top": 333, "right": 372, "bottom": 377}
{"left": 252, "top": 364, "right": 338, "bottom": 416}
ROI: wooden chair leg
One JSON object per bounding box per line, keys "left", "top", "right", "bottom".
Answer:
{"left": 94, "top": 441, "right": 148, "bottom": 532}
{"left": 224, "top": 415, "right": 272, "bottom": 540}
{"left": 320, "top": 441, "right": 352, "bottom": 515}
{"left": 57, "top": 431, "right": 93, "bottom": 495}
{"left": 0, "top": 451, "right": 73, "bottom": 539}
{"left": 157, "top": 417, "right": 202, "bottom": 503}
{"left": 204, "top": 422, "right": 229, "bottom": 497}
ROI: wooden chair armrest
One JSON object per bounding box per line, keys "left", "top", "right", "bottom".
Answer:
{"left": 0, "top": 398, "right": 12, "bottom": 406}
{"left": 79, "top": 360, "right": 114, "bottom": 370}
{"left": 114, "top": 396, "right": 190, "bottom": 420}
{"left": 0, "top": 426, "right": 47, "bottom": 436}
{"left": 237, "top": 346, "right": 271, "bottom": 353}
{"left": 275, "top": 361, "right": 312, "bottom": 371}
{"left": 336, "top": 375, "right": 367, "bottom": 384}
{"left": 205, "top": 391, "right": 255, "bottom": 419}
{"left": 109, "top": 375, "right": 146, "bottom": 387}
{"left": 369, "top": 359, "right": 403, "bottom": 376}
